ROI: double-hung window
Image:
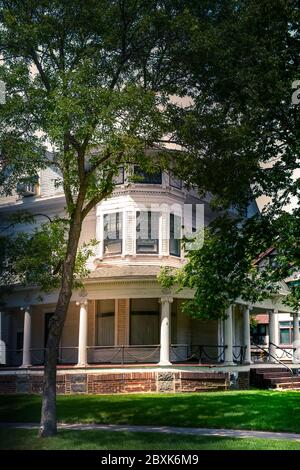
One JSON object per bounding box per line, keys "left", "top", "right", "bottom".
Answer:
{"left": 169, "top": 213, "right": 181, "bottom": 257}
{"left": 103, "top": 212, "right": 123, "bottom": 255}
{"left": 134, "top": 166, "right": 162, "bottom": 184}
{"left": 279, "top": 320, "right": 300, "bottom": 345}
{"left": 136, "top": 211, "right": 159, "bottom": 254}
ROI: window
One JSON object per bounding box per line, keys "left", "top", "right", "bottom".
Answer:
{"left": 169, "top": 172, "right": 182, "bottom": 189}
{"left": 130, "top": 298, "right": 159, "bottom": 345}
{"left": 251, "top": 324, "right": 267, "bottom": 345}
{"left": 278, "top": 321, "right": 300, "bottom": 345}
{"left": 279, "top": 321, "right": 292, "bottom": 345}
{"left": 103, "top": 212, "right": 123, "bottom": 255}
{"left": 136, "top": 211, "right": 159, "bottom": 254}
{"left": 16, "top": 331, "right": 24, "bottom": 351}
{"left": 170, "top": 213, "right": 181, "bottom": 257}
{"left": 96, "top": 300, "right": 115, "bottom": 346}
{"left": 134, "top": 166, "right": 162, "bottom": 184}
{"left": 113, "top": 167, "right": 124, "bottom": 185}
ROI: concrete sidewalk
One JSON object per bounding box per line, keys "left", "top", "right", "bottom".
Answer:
{"left": 1, "top": 422, "right": 300, "bottom": 441}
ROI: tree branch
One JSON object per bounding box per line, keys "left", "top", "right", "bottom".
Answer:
{"left": 29, "top": 48, "right": 51, "bottom": 92}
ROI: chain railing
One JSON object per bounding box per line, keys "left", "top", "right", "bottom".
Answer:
{"left": 232, "top": 345, "right": 247, "bottom": 364}
{"left": 87, "top": 345, "right": 161, "bottom": 364}
{"left": 1, "top": 344, "right": 249, "bottom": 367}
{"left": 180, "top": 344, "right": 227, "bottom": 364}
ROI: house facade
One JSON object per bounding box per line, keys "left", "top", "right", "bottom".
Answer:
{"left": 0, "top": 164, "right": 299, "bottom": 394}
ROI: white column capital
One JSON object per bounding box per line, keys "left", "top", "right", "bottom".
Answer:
{"left": 270, "top": 308, "right": 279, "bottom": 315}
{"left": 76, "top": 299, "right": 88, "bottom": 307}
{"left": 159, "top": 296, "right": 173, "bottom": 305}
{"left": 20, "top": 305, "right": 31, "bottom": 312}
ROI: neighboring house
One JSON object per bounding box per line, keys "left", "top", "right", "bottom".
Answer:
{"left": 0, "top": 162, "right": 299, "bottom": 394}
{"left": 251, "top": 249, "right": 300, "bottom": 362}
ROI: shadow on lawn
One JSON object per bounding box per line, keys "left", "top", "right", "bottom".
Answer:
{"left": 0, "top": 391, "right": 300, "bottom": 433}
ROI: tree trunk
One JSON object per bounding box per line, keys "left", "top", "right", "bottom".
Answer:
{"left": 39, "top": 210, "right": 83, "bottom": 437}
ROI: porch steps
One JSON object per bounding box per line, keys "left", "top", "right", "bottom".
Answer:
{"left": 251, "top": 367, "right": 300, "bottom": 390}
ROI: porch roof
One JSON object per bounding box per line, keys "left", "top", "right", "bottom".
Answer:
{"left": 88, "top": 264, "right": 170, "bottom": 279}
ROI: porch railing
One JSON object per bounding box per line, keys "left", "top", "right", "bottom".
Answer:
{"left": 170, "top": 344, "right": 246, "bottom": 364}
{"left": 1, "top": 344, "right": 247, "bottom": 367}
{"left": 251, "top": 342, "right": 295, "bottom": 363}
{"left": 87, "top": 345, "right": 161, "bottom": 364}
{"left": 269, "top": 342, "right": 294, "bottom": 361}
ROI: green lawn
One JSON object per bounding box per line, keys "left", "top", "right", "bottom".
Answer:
{"left": 0, "top": 429, "right": 300, "bottom": 450}
{"left": 1, "top": 390, "right": 300, "bottom": 433}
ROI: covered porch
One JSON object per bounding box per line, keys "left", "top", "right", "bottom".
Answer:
{"left": 0, "top": 297, "right": 249, "bottom": 369}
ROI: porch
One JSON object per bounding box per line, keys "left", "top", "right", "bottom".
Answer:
{"left": 0, "top": 297, "right": 249, "bottom": 368}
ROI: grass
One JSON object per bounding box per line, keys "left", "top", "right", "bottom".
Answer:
{"left": 1, "top": 429, "right": 300, "bottom": 450}
{"left": 1, "top": 390, "right": 300, "bottom": 434}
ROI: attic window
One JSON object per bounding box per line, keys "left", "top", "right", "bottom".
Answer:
{"left": 134, "top": 166, "right": 162, "bottom": 184}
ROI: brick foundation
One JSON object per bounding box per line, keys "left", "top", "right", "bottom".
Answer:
{"left": 0, "top": 370, "right": 250, "bottom": 394}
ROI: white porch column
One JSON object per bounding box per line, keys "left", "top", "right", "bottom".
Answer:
{"left": 269, "top": 309, "right": 278, "bottom": 362}
{"left": 0, "top": 312, "right": 6, "bottom": 365}
{"left": 243, "top": 305, "right": 252, "bottom": 364}
{"left": 76, "top": 300, "right": 88, "bottom": 367}
{"left": 21, "top": 307, "right": 32, "bottom": 368}
{"left": 224, "top": 305, "right": 234, "bottom": 365}
{"left": 159, "top": 297, "right": 173, "bottom": 365}
{"left": 293, "top": 311, "right": 300, "bottom": 363}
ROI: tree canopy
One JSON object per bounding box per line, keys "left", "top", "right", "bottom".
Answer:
{"left": 1, "top": 0, "right": 300, "bottom": 436}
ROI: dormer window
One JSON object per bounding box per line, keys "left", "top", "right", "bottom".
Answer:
{"left": 136, "top": 211, "right": 159, "bottom": 253}
{"left": 134, "top": 166, "right": 162, "bottom": 184}
{"left": 103, "top": 212, "right": 123, "bottom": 255}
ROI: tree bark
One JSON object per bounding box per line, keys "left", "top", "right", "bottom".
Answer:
{"left": 39, "top": 208, "right": 83, "bottom": 437}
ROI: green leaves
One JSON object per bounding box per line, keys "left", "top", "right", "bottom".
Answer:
{"left": 0, "top": 216, "right": 98, "bottom": 294}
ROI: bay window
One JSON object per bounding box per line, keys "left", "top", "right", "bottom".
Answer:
{"left": 170, "top": 213, "right": 181, "bottom": 257}
{"left": 136, "top": 211, "right": 159, "bottom": 254}
{"left": 103, "top": 212, "right": 123, "bottom": 255}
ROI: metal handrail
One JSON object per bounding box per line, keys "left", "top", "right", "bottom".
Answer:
{"left": 252, "top": 342, "right": 294, "bottom": 375}
{"left": 269, "top": 342, "right": 295, "bottom": 359}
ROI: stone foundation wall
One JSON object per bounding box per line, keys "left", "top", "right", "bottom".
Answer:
{"left": 0, "top": 370, "right": 250, "bottom": 394}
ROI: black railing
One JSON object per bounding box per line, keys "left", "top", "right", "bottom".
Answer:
{"left": 269, "top": 342, "right": 295, "bottom": 360}
{"left": 1, "top": 344, "right": 248, "bottom": 367}
{"left": 233, "top": 345, "right": 247, "bottom": 364}
{"left": 191, "top": 345, "right": 227, "bottom": 364}
{"left": 87, "top": 345, "right": 160, "bottom": 364}
{"left": 251, "top": 342, "right": 294, "bottom": 374}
